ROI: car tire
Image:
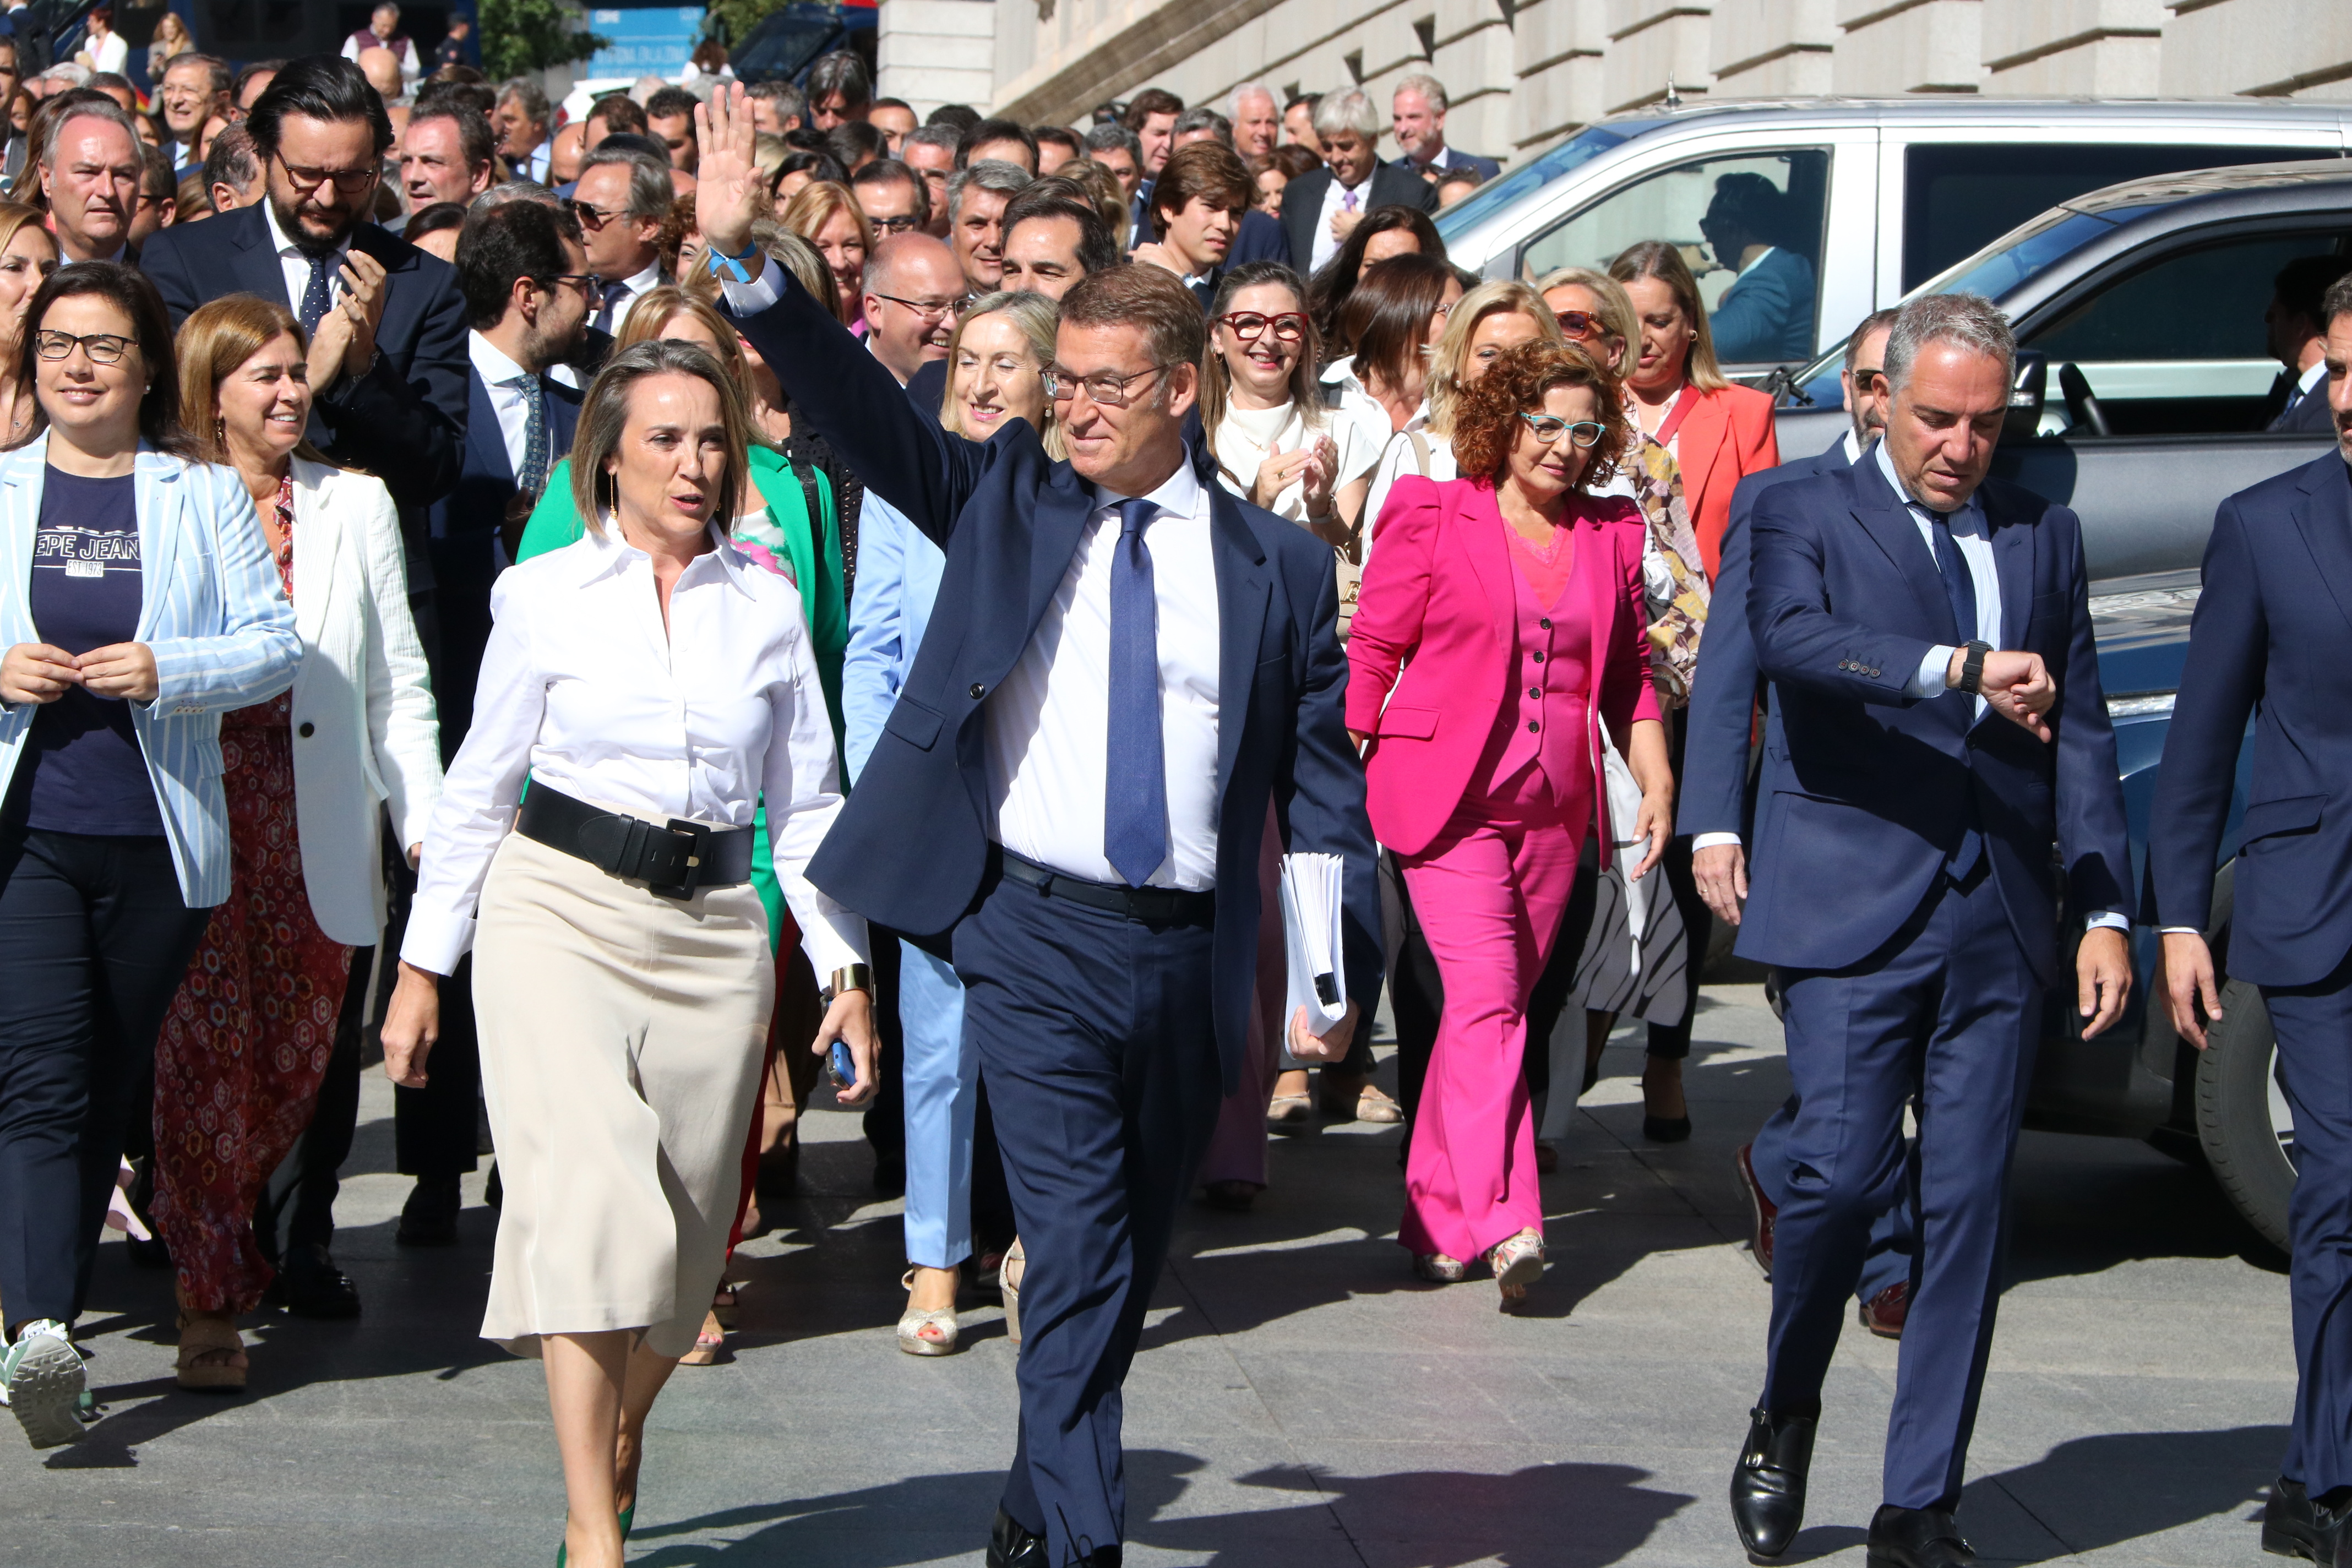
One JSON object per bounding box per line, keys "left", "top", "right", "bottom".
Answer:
{"left": 2194, "top": 977, "right": 2295, "bottom": 1253}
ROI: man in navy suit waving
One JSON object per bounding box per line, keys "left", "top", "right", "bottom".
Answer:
{"left": 1727, "top": 294, "right": 2133, "bottom": 1568}
{"left": 694, "top": 86, "right": 1381, "bottom": 1568}
{"left": 2153, "top": 273, "right": 2352, "bottom": 1567}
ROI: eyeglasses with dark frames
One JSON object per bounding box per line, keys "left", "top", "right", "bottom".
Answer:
{"left": 1040, "top": 363, "right": 1175, "bottom": 408}
{"left": 541, "top": 273, "right": 606, "bottom": 305}
{"left": 869, "top": 213, "right": 923, "bottom": 236}
{"left": 34, "top": 330, "right": 135, "bottom": 364}
{"left": 1517, "top": 412, "right": 1605, "bottom": 448}
{"left": 1215, "top": 311, "right": 1306, "bottom": 344}
{"left": 273, "top": 153, "right": 377, "bottom": 196}
{"left": 567, "top": 199, "right": 625, "bottom": 230}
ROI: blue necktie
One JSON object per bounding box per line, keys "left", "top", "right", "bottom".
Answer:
{"left": 1104, "top": 497, "right": 1168, "bottom": 888}
{"left": 506, "top": 374, "right": 549, "bottom": 492}
{"left": 298, "top": 253, "right": 334, "bottom": 337}
{"left": 1928, "top": 509, "right": 1985, "bottom": 877}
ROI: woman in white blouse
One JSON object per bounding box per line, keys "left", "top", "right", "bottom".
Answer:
{"left": 379, "top": 341, "right": 873, "bottom": 1568}
{"left": 1201, "top": 260, "right": 1377, "bottom": 546}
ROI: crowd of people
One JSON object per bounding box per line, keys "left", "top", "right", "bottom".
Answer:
{"left": 0, "top": 19, "right": 2349, "bottom": 1568}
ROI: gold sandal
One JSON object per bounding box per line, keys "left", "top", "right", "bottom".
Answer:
{"left": 174, "top": 1311, "right": 247, "bottom": 1393}
{"left": 1001, "top": 1238, "right": 1026, "bottom": 1349}
{"left": 896, "top": 1270, "right": 960, "bottom": 1356}
{"left": 677, "top": 1310, "right": 727, "bottom": 1365}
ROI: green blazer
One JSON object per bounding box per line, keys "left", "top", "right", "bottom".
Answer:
{"left": 514, "top": 445, "right": 849, "bottom": 948}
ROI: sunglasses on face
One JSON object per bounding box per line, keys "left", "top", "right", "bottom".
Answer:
{"left": 1215, "top": 311, "right": 1306, "bottom": 345}
{"left": 1555, "top": 309, "right": 1607, "bottom": 340}
{"left": 1518, "top": 412, "right": 1605, "bottom": 448}
{"left": 869, "top": 213, "right": 923, "bottom": 236}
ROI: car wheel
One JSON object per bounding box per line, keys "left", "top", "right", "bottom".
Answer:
{"left": 2194, "top": 977, "right": 2295, "bottom": 1253}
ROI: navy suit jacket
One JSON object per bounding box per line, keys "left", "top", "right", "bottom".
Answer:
{"left": 1424, "top": 145, "right": 1501, "bottom": 183}
{"left": 1680, "top": 435, "right": 1857, "bottom": 841}
{"left": 726, "top": 266, "right": 1383, "bottom": 1092}
{"left": 140, "top": 205, "right": 470, "bottom": 520}
{"left": 422, "top": 363, "right": 581, "bottom": 749}
{"left": 2269, "top": 377, "right": 2335, "bottom": 434}
{"left": 1736, "top": 455, "right": 2131, "bottom": 984}
{"left": 1278, "top": 161, "right": 1439, "bottom": 276}
{"left": 2151, "top": 453, "right": 2352, "bottom": 986}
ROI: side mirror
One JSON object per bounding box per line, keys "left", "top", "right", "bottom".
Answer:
{"left": 2004, "top": 351, "right": 2046, "bottom": 441}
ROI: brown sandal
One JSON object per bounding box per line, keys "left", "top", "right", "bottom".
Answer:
{"left": 677, "top": 1309, "right": 727, "bottom": 1365}
{"left": 175, "top": 1311, "right": 247, "bottom": 1393}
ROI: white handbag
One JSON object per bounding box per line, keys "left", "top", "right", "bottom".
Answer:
{"left": 1598, "top": 716, "right": 1654, "bottom": 976}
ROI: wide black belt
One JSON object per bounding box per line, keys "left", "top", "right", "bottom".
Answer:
{"left": 517, "top": 782, "right": 755, "bottom": 900}
{"left": 998, "top": 847, "right": 1215, "bottom": 924}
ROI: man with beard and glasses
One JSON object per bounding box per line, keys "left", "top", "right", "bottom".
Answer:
{"left": 140, "top": 53, "right": 471, "bottom": 1311}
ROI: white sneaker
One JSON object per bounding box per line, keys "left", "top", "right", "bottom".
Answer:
{"left": 4, "top": 1321, "right": 88, "bottom": 1447}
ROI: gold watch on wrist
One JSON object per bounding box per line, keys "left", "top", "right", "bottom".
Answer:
{"left": 821, "top": 963, "right": 874, "bottom": 1004}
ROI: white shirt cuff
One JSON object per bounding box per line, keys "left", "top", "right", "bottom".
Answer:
{"left": 1691, "top": 832, "right": 1743, "bottom": 852}
{"left": 1908, "top": 645, "right": 1956, "bottom": 699}
{"left": 2085, "top": 913, "right": 2130, "bottom": 933}
{"left": 716, "top": 255, "right": 783, "bottom": 316}
{"left": 399, "top": 902, "right": 476, "bottom": 976}
{"left": 2158, "top": 926, "right": 2202, "bottom": 935}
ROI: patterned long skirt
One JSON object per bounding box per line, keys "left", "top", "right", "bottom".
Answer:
{"left": 151, "top": 694, "right": 353, "bottom": 1315}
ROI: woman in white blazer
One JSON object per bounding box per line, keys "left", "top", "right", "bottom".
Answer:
{"left": 0, "top": 264, "right": 300, "bottom": 1449}
{"left": 145, "top": 294, "right": 442, "bottom": 1393}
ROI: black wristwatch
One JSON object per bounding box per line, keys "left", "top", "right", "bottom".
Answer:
{"left": 1957, "top": 640, "right": 1994, "bottom": 696}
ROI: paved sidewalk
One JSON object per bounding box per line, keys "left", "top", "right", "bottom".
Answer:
{"left": 0, "top": 983, "right": 2299, "bottom": 1566}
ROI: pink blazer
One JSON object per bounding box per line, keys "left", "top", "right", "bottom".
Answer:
{"left": 1347, "top": 475, "right": 1660, "bottom": 857}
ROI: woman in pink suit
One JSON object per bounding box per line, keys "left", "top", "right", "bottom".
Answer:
{"left": 1348, "top": 341, "right": 1673, "bottom": 1305}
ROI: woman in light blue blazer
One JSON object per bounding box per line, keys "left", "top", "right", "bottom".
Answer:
{"left": 843, "top": 291, "right": 1057, "bottom": 1356}
{"left": 0, "top": 264, "right": 300, "bottom": 1450}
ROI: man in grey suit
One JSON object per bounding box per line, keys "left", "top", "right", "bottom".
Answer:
{"left": 2266, "top": 255, "right": 2352, "bottom": 433}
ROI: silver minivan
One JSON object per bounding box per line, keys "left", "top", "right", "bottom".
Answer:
{"left": 1435, "top": 97, "right": 2351, "bottom": 375}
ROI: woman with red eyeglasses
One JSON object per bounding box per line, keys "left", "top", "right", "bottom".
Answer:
{"left": 1193, "top": 259, "right": 1386, "bottom": 1208}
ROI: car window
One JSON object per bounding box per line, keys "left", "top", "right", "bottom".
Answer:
{"left": 1903, "top": 142, "right": 2339, "bottom": 291}
{"left": 1519, "top": 147, "right": 1831, "bottom": 365}
{"left": 2026, "top": 229, "right": 2350, "bottom": 435}
{"left": 1434, "top": 120, "right": 1662, "bottom": 244}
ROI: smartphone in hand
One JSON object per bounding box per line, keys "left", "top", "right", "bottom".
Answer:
{"left": 826, "top": 1038, "right": 856, "bottom": 1091}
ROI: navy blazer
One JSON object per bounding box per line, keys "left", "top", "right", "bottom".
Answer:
{"left": 1736, "top": 455, "right": 2130, "bottom": 984}
{"left": 726, "top": 266, "right": 1383, "bottom": 1092}
{"left": 2269, "top": 377, "right": 2335, "bottom": 434}
{"left": 421, "top": 363, "right": 581, "bottom": 749}
{"left": 1278, "top": 160, "right": 1439, "bottom": 276}
{"left": 1680, "top": 435, "right": 1856, "bottom": 841}
{"left": 2150, "top": 453, "right": 2352, "bottom": 986}
{"left": 1710, "top": 247, "right": 1818, "bottom": 364}
{"left": 140, "top": 205, "right": 470, "bottom": 522}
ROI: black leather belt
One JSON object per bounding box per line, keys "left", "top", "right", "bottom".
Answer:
{"left": 999, "top": 847, "right": 1214, "bottom": 923}
{"left": 517, "top": 782, "right": 755, "bottom": 900}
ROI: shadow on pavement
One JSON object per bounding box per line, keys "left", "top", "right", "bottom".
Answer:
{"left": 1965, "top": 1423, "right": 2287, "bottom": 1565}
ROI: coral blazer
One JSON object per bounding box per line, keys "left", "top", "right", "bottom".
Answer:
{"left": 1675, "top": 381, "right": 1779, "bottom": 576}
{"left": 1346, "top": 476, "right": 1660, "bottom": 857}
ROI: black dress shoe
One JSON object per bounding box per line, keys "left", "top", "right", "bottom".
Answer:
{"left": 396, "top": 1175, "right": 461, "bottom": 1247}
{"left": 2264, "top": 1477, "right": 2352, "bottom": 1562}
{"left": 271, "top": 1244, "right": 362, "bottom": 1319}
{"left": 1866, "top": 1504, "right": 1973, "bottom": 1567}
{"left": 1643, "top": 1113, "right": 1693, "bottom": 1144}
{"left": 986, "top": 1508, "right": 1048, "bottom": 1568}
{"left": 1730, "top": 1406, "right": 1815, "bottom": 1560}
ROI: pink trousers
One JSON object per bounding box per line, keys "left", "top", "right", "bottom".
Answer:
{"left": 1397, "top": 764, "right": 1585, "bottom": 1262}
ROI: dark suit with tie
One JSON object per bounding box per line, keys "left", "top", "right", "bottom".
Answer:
{"left": 1741, "top": 453, "right": 2129, "bottom": 1511}
{"left": 1278, "top": 159, "right": 1439, "bottom": 276}
{"left": 139, "top": 204, "right": 471, "bottom": 605}
{"left": 1687, "top": 435, "right": 1917, "bottom": 1308}
{"left": 727, "top": 265, "right": 1380, "bottom": 1564}
{"left": 2152, "top": 451, "right": 2352, "bottom": 1497}
{"left": 2271, "top": 368, "right": 2337, "bottom": 434}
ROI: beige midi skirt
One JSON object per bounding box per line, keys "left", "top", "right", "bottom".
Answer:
{"left": 471, "top": 824, "right": 775, "bottom": 1359}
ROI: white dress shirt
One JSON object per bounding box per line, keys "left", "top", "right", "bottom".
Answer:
{"left": 401, "top": 525, "right": 868, "bottom": 976}
{"left": 467, "top": 331, "right": 537, "bottom": 478}
{"left": 990, "top": 462, "right": 1222, "bottom": 890}
{"left": 597, "top": 258, "right": 666, "bottom": 335}
{"left": 1310, "top": 171, "right": 1376, "bottom": 275}
{"left": 264, "top": 199, "right": 351, "bottom": 325}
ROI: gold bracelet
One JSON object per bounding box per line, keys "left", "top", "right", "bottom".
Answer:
{"left": 823, "top": 963, "right": 874, "bottom": 1003}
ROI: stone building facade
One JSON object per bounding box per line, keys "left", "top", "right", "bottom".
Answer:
{"left": 914, "top": 0, "right": 2351, "bottom": 170}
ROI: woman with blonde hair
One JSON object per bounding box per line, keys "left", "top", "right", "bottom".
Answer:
{"left": 146, "top": 10, "right": 194, "bottom": 79}
{"left": 778, "top": 179, "right": 872, "bottom": 331}
{"left": 151, "top": 293, "right": 441, "bottom": 1392}
{"left": 0, "top": 204, "right": 57, "bottom": 442}
{"left": 842, "top": 288, "right": 1058, "bottom": 1353}
{"left": 380, "top": 340, "right": 873, "bottom": 1566}
{"left": 1363, "top": 277, "right": 1565, "bottom": 540}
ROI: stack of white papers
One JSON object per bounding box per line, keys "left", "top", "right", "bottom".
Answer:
{"left": 1280, "top": 852, "right": 1349, "bottom": 1036}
